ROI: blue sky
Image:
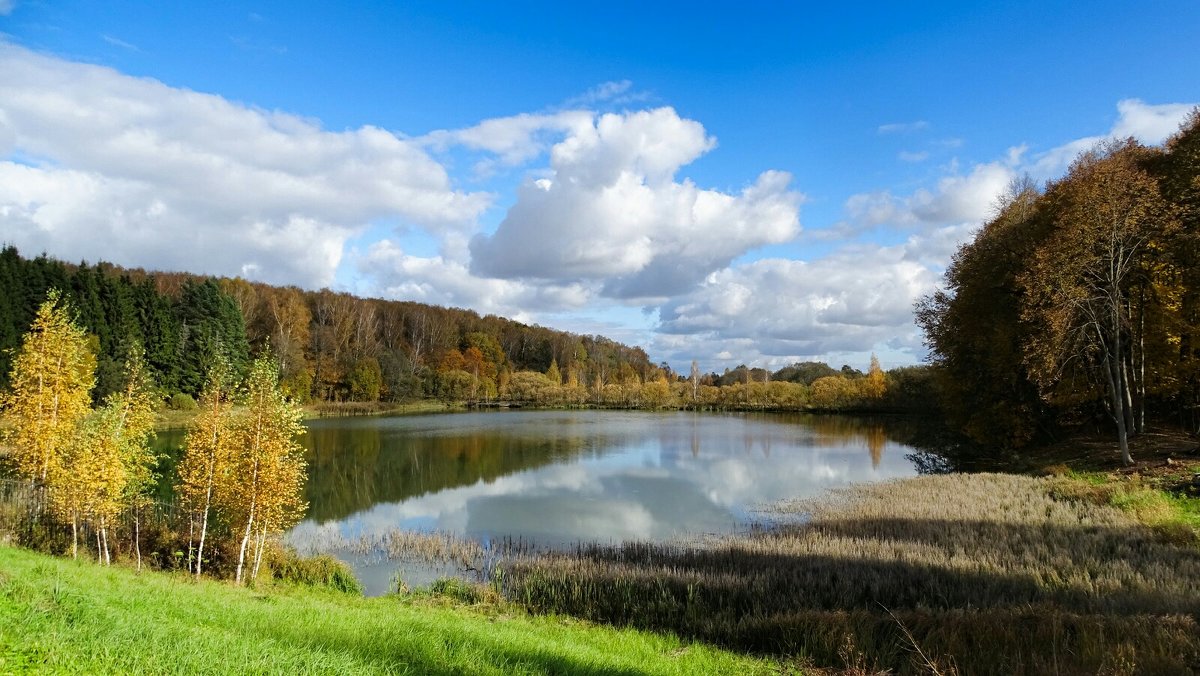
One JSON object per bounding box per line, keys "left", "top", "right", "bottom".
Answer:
{"left": 1, "top": 1, "right": 1197, "bottom": 372}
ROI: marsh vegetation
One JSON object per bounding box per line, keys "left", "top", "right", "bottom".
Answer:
{"left": 499, "top": 473, "right": 1200, "bottom": 674}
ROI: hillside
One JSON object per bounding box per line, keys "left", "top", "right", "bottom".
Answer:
{"left": 0, "top": 544, "right": 773, "bottom": 675}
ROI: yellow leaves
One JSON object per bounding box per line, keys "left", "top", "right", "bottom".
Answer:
{"left": 231, "top": 354, "right": 308, "bottom": 534}
{"left": 2, "top": 293, "right": 159, "bottom": 561}
{"left": 177, "top": 353, "right": 309, "bottom": 582}
{"left": 1, "top": 290, "right": 95, "bottom": 482}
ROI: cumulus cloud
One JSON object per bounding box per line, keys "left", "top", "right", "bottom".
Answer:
{"left": 1031, "top": 98, "right": 1197, "bottom": 177}
{"left": 657, "top": 244, "right": 939, "bottom": 361}
{"left": 360, "top": 239, "right": 593, "bottom": 321}
{"left": 419, "top": 110, "right": 594, "bottom": 167}
{"left": 844, "top": 160, "right": 1015, "bottom": 230}
{"left": 0, "top": 42, "right": 488, "bottom": 287}
{"left": 470, "top": 107, "right": 803, "bottom": 300}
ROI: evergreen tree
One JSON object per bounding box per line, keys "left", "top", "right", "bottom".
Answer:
{"left": 176, "top": 279, "right": 251, "bottom": 395}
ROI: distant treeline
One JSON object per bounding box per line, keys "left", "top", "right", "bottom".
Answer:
{"left": 918, "top": 109, "right": 1200, "bottom": 456}
{"left": 0, "top": 247, "right": 935, "bottom": 413}
{"left": 0, "top": 247, "right": 656, "bottom": 405}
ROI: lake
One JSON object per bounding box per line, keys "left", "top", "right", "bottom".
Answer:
{"left": 158, "top": 409, "right": 928, "bottom": 593}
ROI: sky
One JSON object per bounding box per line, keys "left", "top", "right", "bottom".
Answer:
{"left": 1, "top": 1, "right": 1197, "bottom": 373}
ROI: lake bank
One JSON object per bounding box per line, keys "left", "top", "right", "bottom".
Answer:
{"left": 502, "top": 471, "right": 1200, "bottom": 674}
{"left": 6, "top": 407, "right": 1199, "bottom": 673}
{"left": 3, "top": 467, "right": 1197, "bottom": 674}
{"left": 0, "top": 543, "right": 777, "bottom": 675}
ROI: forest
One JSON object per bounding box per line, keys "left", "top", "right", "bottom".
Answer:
{"left": 0, "top": 247, "right": 931, "bottom": 414}
{"left": 918, "top": 109, "right": 1200, "bottom": 459}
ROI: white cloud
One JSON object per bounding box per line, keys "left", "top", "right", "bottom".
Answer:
{"left": 470, "top": 107, "right": 803, "bottom": 300}
{"left": 908, "top": 160, "right": 1015, "bottom": 224}
{"left": 1031, "top": 98, "right": 1197, "bottom": 177}
{"left": 0, "top": 42, "right": 489, "bottom": 287}
{"left": 844, "top": 160, "right": 1015, "bottom": 229}
{"left": 657, "top": 243, "right": 939, "bottom": 362}
{"left": 0, "top": 1, "right": 14, "bottom": 16}
{"left": 898, "top": 150, "right": 929, "bottom": 162}
{"left": 419, "top": 110, "right": 593, "bottom": 167}
{"left": 878, "top": 120, "right": 929, "bottom": 134}
{"left": 361, "top": 239, "right": 593, "bottom": 321}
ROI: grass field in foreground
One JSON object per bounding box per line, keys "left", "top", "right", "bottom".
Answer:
{"left": 0, "top": 545, "right": 777, "bottom": 675}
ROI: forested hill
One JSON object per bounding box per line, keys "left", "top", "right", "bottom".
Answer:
{"left": 0, "top": 247, "right": 655, "bottom": 403}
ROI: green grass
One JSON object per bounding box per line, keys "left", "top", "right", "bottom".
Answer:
{"left": 1051, "top": 471, "right": 1200, "bottom": 545}
{"left": 0, "top": 545, "right": 778, "bottom": 675}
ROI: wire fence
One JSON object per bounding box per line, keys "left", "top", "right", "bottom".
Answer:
{"left": 0, "top": 477, "right": 205, "bottom": 570}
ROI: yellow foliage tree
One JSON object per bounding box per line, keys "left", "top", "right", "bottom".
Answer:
{"left": 863, "top": 354, "right": 887, "bottom": 400}
{"left": 228, "top": 353, "right": 308, "bottom": 584}
{"left": 100, "top": 345, "right": 158, "bottom": 567}
{"left": 1, "top": 290, "right": 95, "bottom": 485}
{"left": 176, "top": 358, "right": 237, "bottom": 579}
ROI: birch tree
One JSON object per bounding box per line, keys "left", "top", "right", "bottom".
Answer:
{"left": 229, "top": 353, "right": 307, "bottom": 585}
{"left": 1, "top": 290, "right": 95, "bottom": 485}
{"left": 176, "top": 358, "right": 236, "bottom": 578}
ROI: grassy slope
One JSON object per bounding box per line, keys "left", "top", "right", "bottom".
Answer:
{"left": 0, "top": 546, "right": 775, "bottom": 675}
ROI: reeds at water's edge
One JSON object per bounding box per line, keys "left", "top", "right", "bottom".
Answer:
{"left": 8, "top": 470, "right": 1198, "bottom": 674}
{"left": 302, "top": 473, "right": 1199, "bottom": 675}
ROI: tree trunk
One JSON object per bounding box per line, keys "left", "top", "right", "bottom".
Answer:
{"left": 195, "top": 481, "right": 213, "bottom": 579}
{"left": 1121, "top": 353, "right": 1135, "bottom": 436}
{"left": 100, "top": 520, "right": 110, "bottom": 566}
{"left": 1105, "top": 346, "right": 1133, "bottom": 466}
{"left": 1137, "top": 290, "right": 1146, "bottom": 433}
{"left": 134, "top": 510, "right": 142, "bottom": 572}
{"left": 235, "top": 497, "right": 256, "bottom": 585}
{"left": 251, "top": 528, "right": 268, "bottom": 582}
{"left": 186, "top": 514, "right": 195, "bottom": 574}
{"left": 71, "top": 513, "right": 78, "bottom": 560}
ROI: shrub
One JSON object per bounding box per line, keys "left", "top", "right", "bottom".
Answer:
{"left": 429, "top": 576, "right": 498, "bottom": 605}
{"left": 168, "top": 393, "right": 197, "bottom": 411}
{"left": 270, "top": 550, "right": 362, "bottom": 595}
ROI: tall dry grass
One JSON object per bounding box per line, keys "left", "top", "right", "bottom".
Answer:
{"left": 503, "top": 473, "right": 1200, "bottom": 675}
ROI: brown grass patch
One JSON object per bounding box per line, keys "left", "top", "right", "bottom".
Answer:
{"left": 504, "top": 473, "right": 1200, "bottom": 675}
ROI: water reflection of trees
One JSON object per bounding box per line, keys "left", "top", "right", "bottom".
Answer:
{"left": 302, "top": 427, "right": 598, "bottom": 523}
{"left": 652, "top": 413, "right": 910, "bottom": 470}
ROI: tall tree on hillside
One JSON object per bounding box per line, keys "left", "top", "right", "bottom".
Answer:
{"left": 262, "top": 286, "right": 312, "bottom": 399}
{"left": 1154, "top": 109, "right": 1200, "bottom": 429}
{"left": 863, "top": 354, "right": 887, "bottom": 400}
{"left": 1020, "top": 140, "right": 1173, "bottom": 465}
{"left": 134, "top": 276, "right": 183, "bottom": 393}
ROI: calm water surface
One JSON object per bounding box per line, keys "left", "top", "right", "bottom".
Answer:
{"left": 160, "top": 409, "right": 926, "bottom": 593}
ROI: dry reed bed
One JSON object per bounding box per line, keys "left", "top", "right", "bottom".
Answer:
{"left": 503, "top": 473, "right": 1200, "bottom": 675}
{"left": 289, "top": 527, "right": 543, "bottom": 572}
